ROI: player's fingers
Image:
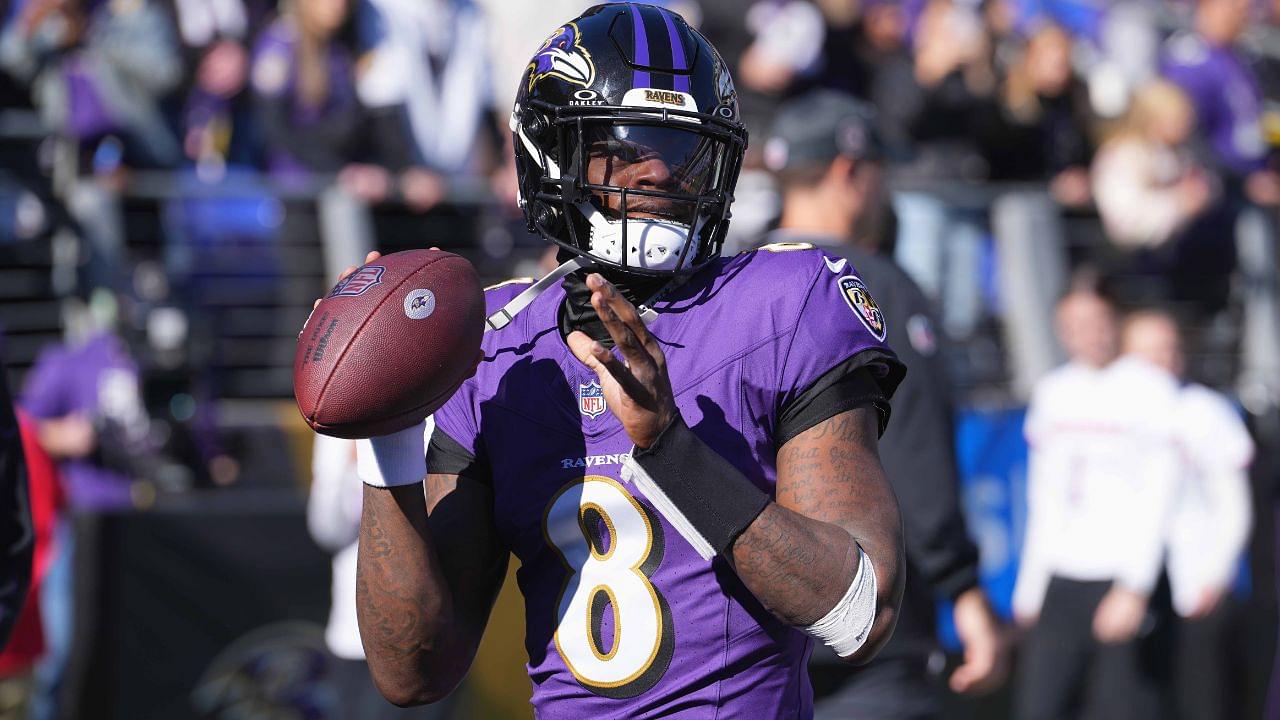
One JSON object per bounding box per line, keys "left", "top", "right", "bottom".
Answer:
{"left": 567, "top": 331, "right": 631, "bottom": 382}
{"left": 587, "top": 274, "right": 664, "bottom": 362}
{"left": 337, "top": 251, "right": 382, "bottom": 284}
{"left": 568, "top": 331, "right": 651, "bottom": 403}
{"left": 566, "top": 331, "right": 603, "bottom": 372}
{"left": 591, "top": 290, "right": 654, "bottom": 375}
{"left": 588, "top": 274, "right": 647, "bottom": 337}
{"left": 588, "top": 272, "right": 665, "bottom": 366}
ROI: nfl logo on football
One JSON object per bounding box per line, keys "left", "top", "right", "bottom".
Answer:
{"left": 578, "top": 381, "right": 606, "bottom": 420}
{"left": 329, "top": 265, "right": 385, "bottom": 298}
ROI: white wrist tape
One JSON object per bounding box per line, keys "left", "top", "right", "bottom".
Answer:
{"left": 355, "top": 421, "right": 429, "bottom": 488}
{"left": 802, "top": 547, "right": 878, "bottom": 658}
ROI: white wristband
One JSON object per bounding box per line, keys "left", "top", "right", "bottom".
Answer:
{"left": 802, "top": 546, "right": 878, "bottom": 658}
{"left": 354, "top": 420, "right": 430, "bottom": 488}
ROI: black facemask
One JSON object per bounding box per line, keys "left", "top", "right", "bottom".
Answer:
{"left": 557, "top": 249, "right": 670, "bottom": 347}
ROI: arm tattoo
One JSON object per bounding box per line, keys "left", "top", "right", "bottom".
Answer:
{"left": 355, "top": 476, "right": 507, "bottom": 703}
{"left": 730, "top": 407, "right": 904, "bottom": 651}
{"left": 357, "top": 486, "right": 448, "bottom": 668}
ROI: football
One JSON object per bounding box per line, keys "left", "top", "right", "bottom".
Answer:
{"left": 294, "top": 249, "right": 485, "bottom": 439}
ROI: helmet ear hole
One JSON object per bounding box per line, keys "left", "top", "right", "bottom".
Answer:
{"left": 533, "top": 202, "right": 564, "bottom": 237}
{"left": 523, "top": 111, "right": 553, "bottom": 145}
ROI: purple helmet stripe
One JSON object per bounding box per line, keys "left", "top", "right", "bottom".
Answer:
{"left": 659, "top": 8, "right": 689, "bottom": 93}
{"left": 629, "top": 3, "right": 651, "bottom": 88}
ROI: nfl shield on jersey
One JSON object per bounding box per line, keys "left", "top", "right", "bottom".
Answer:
{"left": 578, "top": 381, "right": 607, "bottom": 420}
{"left": 432, "top": 247, "right": 898, "bottom": 718}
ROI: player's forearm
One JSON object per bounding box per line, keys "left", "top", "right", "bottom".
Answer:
{"left": 730, "top": 503, "right": 863, "bottom": 624}
{"left": 356, "top": 484, "right": 464, "bottom": 706}
{"left": 763, "top": 408, "right": 906, "bottom": 663}
{"left": 624, "top": 407, "right": 903, "bottom": 662}
{"left": 731, "top": 502, "right": 903, "bottom": 664}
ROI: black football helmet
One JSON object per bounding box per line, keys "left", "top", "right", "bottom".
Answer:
{"left": 512, "top": 3, "right": 747, "bottom": 278}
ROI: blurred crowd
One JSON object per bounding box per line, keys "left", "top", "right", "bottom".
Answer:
{"left": 0, "top": 0, "right": 1278, "bottom": 396}
{"left": 0, "top": 0, "right": 1279, "bottom": 718}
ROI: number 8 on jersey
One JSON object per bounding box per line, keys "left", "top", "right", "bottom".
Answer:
{"left": 543, "top": 476, "right": 675, "bottom": 698}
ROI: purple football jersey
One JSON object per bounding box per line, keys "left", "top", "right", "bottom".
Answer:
{"left": 433, "top": 246, "right": 898, "bottom": 719}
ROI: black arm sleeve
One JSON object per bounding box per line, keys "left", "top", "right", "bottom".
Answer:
{"left": 0, "top": 365, "right": 32, "bottom": 651}
{"left": 774, "top": 357, "right": 894, "bottom": 448}
{"left": 426, "top": 426, "right": 492, "bottom": 486}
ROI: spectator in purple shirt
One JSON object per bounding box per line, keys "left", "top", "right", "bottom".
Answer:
{"left": 1160, "top": 0, "right": 1280, "bottom": 327}
{"left": 21, "top": 302, "right": 148, "bottom": 511}
{"left": 1, "top": 0, "right": 184, "bottom": 167}
{"left": 20, "top": 291, "right": 150, "bottom": 720}
{"left": 250, "top": 0, "right": 362, "bottom": 184}
{"left": 1162, "top": 0, "right": 1280, "bottom": 207}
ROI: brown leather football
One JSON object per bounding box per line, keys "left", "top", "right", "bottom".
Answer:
{"left": 294, "top": 249, "right": 485, "bottom": 439}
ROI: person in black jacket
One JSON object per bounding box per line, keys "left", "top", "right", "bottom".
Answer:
{"left": 760, "top": 90, "right": 1008, "bottom": 719}
{"left": 0, "top": 358, "right": 33, "bottom": 651}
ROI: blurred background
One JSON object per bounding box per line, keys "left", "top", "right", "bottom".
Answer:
{"left": 0, "top": 0, "right": 1277, "bottom": 717}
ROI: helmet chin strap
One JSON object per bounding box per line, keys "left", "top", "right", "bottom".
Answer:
{"left": 484, "top": 255, "right": 667, "bottom": 333}
{"left": 485, "top": 256, "right": 592, "bottom": 331}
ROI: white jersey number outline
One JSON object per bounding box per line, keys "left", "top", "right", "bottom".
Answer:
{"left": 543, "top": 475, "right": 673, "bottom": 698}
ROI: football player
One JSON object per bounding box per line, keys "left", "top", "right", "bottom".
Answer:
{"left": 351, "top": 4, "right": 906, "bottom": 716}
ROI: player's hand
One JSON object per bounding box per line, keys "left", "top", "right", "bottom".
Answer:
{"left": 949, "top": 588, "right": 1009, "bottom": 695}
{"left": 314, "top": 251, "right": 383, "bottom": 311}
{"left": 1092, "top": 586, "right": 1148, "bottom": 644}
{"left": 566, "top": 273, "right": 677, "bottom": 449}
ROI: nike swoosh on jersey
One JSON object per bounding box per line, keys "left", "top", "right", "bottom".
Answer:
{"left": 824, "top": 256, "right": 847, "bottom": 274}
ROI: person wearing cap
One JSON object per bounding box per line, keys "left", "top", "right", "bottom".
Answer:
{"left": 760, "top": 89, "right": 1008, "bottom": 718}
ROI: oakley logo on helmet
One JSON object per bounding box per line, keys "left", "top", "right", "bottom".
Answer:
{"left": 528, "top": 22, "right": 596, "bottom": 90}
{"left": 570, "top": 89, "right": 606, "bottom": 107}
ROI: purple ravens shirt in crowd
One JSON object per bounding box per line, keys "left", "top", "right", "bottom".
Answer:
{"left": 20, "top": 333, "right": 140, "bottom": 510}
{"left": 1163, "top": 31, "right": 1268, "bottom": 178}
{"left": 250, "top": 17, "right": 359, "bottom": 180}
{"left": 432, "top": 246, "right": 899, "bottom": 718}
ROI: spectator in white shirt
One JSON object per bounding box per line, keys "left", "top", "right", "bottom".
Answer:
{"left": 308, "top": 430, "right": 448, "bottom": 719}
{"left": 1091, "top": 81, "right": 1214, "bottom": 252}
{"left": 353, "top": 0, "right": 494, "bottom": 213}
{"left": 1013, "top": 290, "right": 1180, "bottom": 720}
{"left": 1122, "top": 310, "right": 1254, "bottom": 720}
